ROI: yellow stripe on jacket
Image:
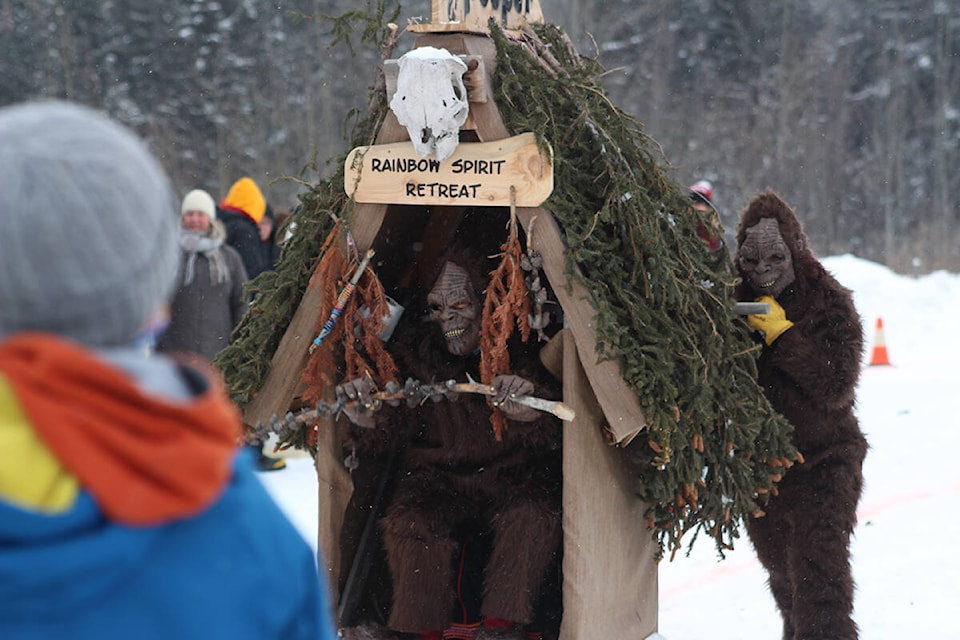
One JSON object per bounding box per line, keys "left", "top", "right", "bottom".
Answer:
{"left": 0, "top": 375, "right": 79, "bottom": 513}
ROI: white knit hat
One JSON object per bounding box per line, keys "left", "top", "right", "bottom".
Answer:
{"left": 0, "top": 101, "right": 179, "bottom": 347}
{"left": 181, "top": 188, "right": 217, "bottom": 222}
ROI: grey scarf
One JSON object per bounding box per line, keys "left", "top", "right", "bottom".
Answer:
{"left": 180, "top": 230, "right": 229, "bottom": 287}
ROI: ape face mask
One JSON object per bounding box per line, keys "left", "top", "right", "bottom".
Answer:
{"left": 737, "top": 218, "right": 796, "bottom": 298}
{"left": 427, "top": 261, "right": 481, "bottom": 356}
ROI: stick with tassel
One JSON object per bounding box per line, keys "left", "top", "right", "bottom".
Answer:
{"left": 309, "top": 249, "right": 375, "bottom": 354}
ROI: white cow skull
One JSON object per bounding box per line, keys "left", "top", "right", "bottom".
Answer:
{"left": 389, "top": 46, "right": 469, "bottom": 162}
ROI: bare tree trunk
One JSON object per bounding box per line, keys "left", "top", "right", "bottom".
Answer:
{"left": 931, "top": 7, "right": 954, "bottom": 265}
{"left": 878, "top": 21, "right": 906, "bottom": 268}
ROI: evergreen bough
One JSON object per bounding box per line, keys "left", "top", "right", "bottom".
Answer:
{"left": 490, "top": 22, "right": 798, "bottom": 557}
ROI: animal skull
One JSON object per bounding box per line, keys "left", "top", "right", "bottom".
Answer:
{"left": 389, "top": 46, "right": 469, "bottom": 162}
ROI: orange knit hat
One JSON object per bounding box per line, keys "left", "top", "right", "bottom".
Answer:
{"left": 220, "top": 177, "right": 266, "bottom": 223}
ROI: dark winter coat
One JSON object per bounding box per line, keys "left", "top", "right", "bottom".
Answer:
{"left": 261, "top": 203, "right": 282, "bottom": 268}
{"left": 219, "top": 206, "right": 271, "bottom": 280}
{"left": 157, "top": 226, "right": 249, "bottom": 361}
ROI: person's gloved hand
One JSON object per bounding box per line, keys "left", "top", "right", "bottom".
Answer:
{"left": 747, "top": 296, "right": 794, "bottom": 346}
{"left": 490, "top": 374, "right": 539, "bottom": 422}
{"left": 335, "top": 377, "right": 380, "bottom": 428}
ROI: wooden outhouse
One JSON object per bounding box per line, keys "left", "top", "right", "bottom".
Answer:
{"left": 236, "top": 2, "right": 708, "bottom": 638}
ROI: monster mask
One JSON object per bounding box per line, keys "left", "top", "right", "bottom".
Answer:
{"left": 737, "top": 218, "right": 796, "bottom": 298}
{"left": 427, "top": 261, "right": 481, "bottom": 356}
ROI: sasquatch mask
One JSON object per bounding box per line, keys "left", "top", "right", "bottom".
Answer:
{"left": 737, "top": 218, "right": 796, "bottom": 298}
{"left": 427, "top": 261, "right": 481, "bottom": 356}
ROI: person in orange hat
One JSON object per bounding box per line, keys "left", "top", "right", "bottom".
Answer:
{"left": 218, "top": 176, "right": 286, "bottom": 471}
{"left": 218, "top": 176, "right": 272, "bottom": 281}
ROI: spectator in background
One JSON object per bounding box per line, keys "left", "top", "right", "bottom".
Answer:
{"left": 219, "top": 176, "right": 272, "bottom": 281}
{"left": 274, "top": 207, "right": 294, "bottom": 243}
{"left": 689, "top": 179, "right": 715, "bottom": 212}
{"left": 689, "top": 179, "right": 725, "bottom": 255}
{"left": 0, "top": 100, "right": 336, "bottom": 640}
{"left": 218, "top": 176, "right": 287, "bottom": 471}
{"left": 259, "top": 203, "right": 282, "bottom": 267}
{"left": 155, "top": 189, "right": 249, "bottom": 362}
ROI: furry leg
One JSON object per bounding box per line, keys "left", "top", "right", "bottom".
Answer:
{"left": 381, "top": 507, "right": 458, "bottom": 633}
{"left": 749, "top": 456, "right": 862, "bottom": 640}
{"left": 747, "top": 509, "right": 795, "bottom": 640}
{"left": 481, "top": 499, "right": 561, "bottom": 624}
{"left": 787, "top": 460, "right": 862, "bottom": 640}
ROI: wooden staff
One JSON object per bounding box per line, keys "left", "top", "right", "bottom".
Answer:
{"left": 325, "top": 378, "right": 573, "bottom": 422}
{"left": 253, "top": 377, "right": 576, "bottom": 443}
{"left": 446, "top": 379, "right": 575, "bottom": 421}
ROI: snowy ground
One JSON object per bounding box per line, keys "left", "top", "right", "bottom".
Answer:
{"left": 259, "top": 254, "right": 960, "bottom": 639}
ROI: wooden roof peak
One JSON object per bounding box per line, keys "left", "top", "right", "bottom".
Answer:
{"left": 407, "top": 0, "right": 545, "bottom": 35}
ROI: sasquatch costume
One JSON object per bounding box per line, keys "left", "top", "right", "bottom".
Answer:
{"left": 734, "top": 190, "right": 867, "bottom": 640}
{"left": 337, "top": 246, "right": 562, "bottom": 640}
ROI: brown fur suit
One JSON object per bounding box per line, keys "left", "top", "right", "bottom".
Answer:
{"left": 344, "top": 250, "right": 562, "bottom": 637}
{"left": 734, "top": 191, "right": 868, "bottom": 640}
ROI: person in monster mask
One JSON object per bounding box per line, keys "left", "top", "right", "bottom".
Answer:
{"left": 336, "top": 244, "right": 562, "bottom": 640}
{"left": 734, "top": 190, "right": 867, "bottom": 640}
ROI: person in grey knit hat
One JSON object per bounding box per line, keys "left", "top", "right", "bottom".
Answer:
{"left": 0, "top": 100, "right": 179, "bottom": 347}
{"left": 0, "top": 100, "right": 336, "bottom": 640}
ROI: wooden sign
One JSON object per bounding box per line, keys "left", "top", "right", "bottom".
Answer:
{"left": 408, "top": 0, "right": 545, "bottom": 34}
{"left": 344, "top": 132, "right": 553, "bottom": 207}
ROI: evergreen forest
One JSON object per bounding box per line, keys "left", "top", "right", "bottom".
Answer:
{"left": 3, "top": 0, "right": 958, "bottom": 272}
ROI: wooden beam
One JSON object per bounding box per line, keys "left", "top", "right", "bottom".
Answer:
{"left": 315, "top": 414, "right": 352, "bottom": 601}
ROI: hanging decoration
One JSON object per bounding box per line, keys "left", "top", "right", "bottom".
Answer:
{"left": 479, "top": 189, "right": 534, "bottom": 440}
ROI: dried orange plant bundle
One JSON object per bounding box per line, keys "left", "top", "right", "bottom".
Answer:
{"left": 302, "top": 226, "right": 398, "bottom": 407}
{"left": 302, "top": 225, "right": 349, "bottom": 403}
{"left": 480, "top": 206, "right": 532, "bottom": 439}
{"left": 346, "top": 262, "right": 398, "bottom": 385}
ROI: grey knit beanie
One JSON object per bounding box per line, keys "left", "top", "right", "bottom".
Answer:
{"left": 0, "top": 101, "right": 179, "bottom": 347}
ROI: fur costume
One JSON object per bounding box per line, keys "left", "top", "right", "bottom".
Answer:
{"left": 734, "top": 191, "right": 868, "bottom": 640}
{"left": 341, "top": 247, "right": 562, "bottom": 638}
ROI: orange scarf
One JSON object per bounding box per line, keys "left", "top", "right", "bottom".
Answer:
{"left": 0, "top": 334, "right": 241, "bottom": 526}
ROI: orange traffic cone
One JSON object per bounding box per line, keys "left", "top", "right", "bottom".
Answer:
{"left": 869, "top": 317, "right": 891, "bottom": 366}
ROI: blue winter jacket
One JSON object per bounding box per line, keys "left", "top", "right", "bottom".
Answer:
{"left": 0, "top": 454, "right": 336, "bottom": 639}
{"left": 0, "top": 344, "right": 337, "bottom": 640}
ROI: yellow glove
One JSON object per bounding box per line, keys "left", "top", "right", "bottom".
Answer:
{"left": 747, "top": 296, "right": 794, "bottom": 346}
